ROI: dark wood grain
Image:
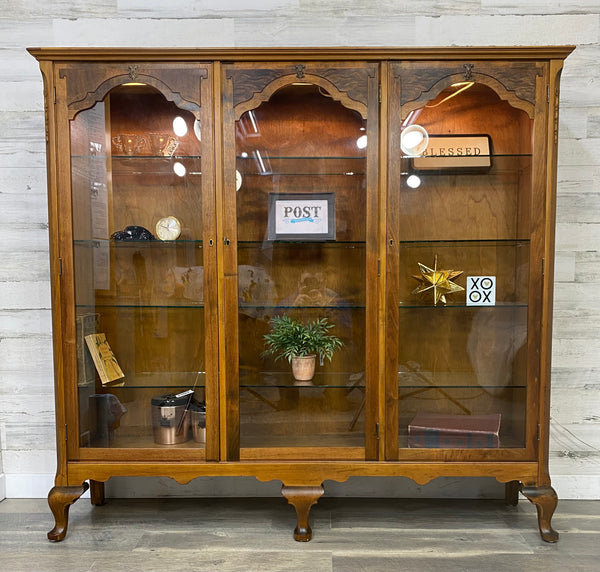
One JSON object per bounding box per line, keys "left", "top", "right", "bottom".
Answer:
{"left": 58, "top": 63, "right": 206, "bottom": 119}
{"left": 281, "top": 484, "right": 325, "bottom": 541}
{"left": 521, "top": 484, "right": 559, "bottom": 542}
{"left": 398, "top": 61, "right": 542, "bottom": 119}
{"left": 47, "top": 483, "right": 90, "bottom": 541}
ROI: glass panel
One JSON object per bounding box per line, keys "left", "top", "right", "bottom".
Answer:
{"left": 396, "top": 83, "right": 532, "bottom": 450}
{"left": 71, "top": 84, "right": 206, "bottom": 449}
{"left": 236, "top": 85, "right": 367, "bottom": 450}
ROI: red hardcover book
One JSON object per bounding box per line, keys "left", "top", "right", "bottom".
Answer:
{"left": 408, "top": 412, "right": 501, "bottom": 448}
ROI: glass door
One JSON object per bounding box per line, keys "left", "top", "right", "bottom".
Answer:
{"left": 67, "top": 66, "right": 216, "bottom": 459}
{"left": 386, "top": 62, "right": 544, "bottom": 459}
{"left": 222, "top": 63, "right": 379, "bottom": 460}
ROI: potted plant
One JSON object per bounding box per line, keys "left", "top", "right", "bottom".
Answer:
{"left": 262, "top": 315, "right": 344, "bottom": 384}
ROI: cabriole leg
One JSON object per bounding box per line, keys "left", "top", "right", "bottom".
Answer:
{"left": 90, "top": 479, "right": 106, "bottom": 506}
{"left": 520, "top": 484, "right": 559, "bottom": 542}
{"left": 504, "top": 480, "right": 520, "bottom": 506}
{"left": 47, "top": 482, "right": 90, "bottom": 542}
{"left": 281, "top": 484, "right": 324, "bottom": 542}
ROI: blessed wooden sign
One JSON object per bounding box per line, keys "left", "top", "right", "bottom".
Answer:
{"left": 412, "top": 134, "right": 491, "bottom": 171}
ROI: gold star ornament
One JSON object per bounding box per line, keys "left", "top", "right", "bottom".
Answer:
{"left": 412, "top": 255, "right": 465, "bottom": 305}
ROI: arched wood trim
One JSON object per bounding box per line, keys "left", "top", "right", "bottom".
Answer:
{"left": 233, "top": 73, "right": 368, "bottom": 121}
{"left": 402, "top": 72, "right": 535, "bottom": 120}
{"left": 62, "top": 73, "right": 202, "bottom": 121}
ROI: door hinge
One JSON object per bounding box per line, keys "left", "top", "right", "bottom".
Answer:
{"left": 546, "top": 84, "right": 550, "bottom": 103}
{"left": 542, "top": 257, "right": 545, "bottom": 276}
{"left": 379, "top": 84, "right": 382, "bottom": 104}
{"left": 377, "top": 259, "right": 381, "bottom": 277}
{"left": 375, "top": 422, "right": 380, "bottom": 440}
{"left": 53, "top": 86, "right": 57, "bottom": 104}
{"left": 537, "top": 424, "right": 541, "bottom": 441}
{"left": 58, "top": 257, "right": 63, "bottom": 276}
{"left": 65, "top": 423, "right": 68, "bottom": 442}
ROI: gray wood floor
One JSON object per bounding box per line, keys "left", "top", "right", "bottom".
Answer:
{"left": 0, "top": 497, "right": 598, "bottom": 571}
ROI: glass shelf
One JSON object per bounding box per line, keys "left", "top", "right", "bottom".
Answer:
{"left": 72, "top": 156, "right": 203, "bottom": 176}
{"left": 240, "top": 304, "right": 363, "bottom": 310}
{"left": 237, "top": 155, "right": 366, "bottom": 176}
{"left": 74, "top": 239, "right": 203, "bottom": 247}
{"left": 241, "top": 383, "right": 366, "bottom": 389}
{"left": 89, "top": 371, "right": 206, "bottom": 389}
{"left": 398, "top": 367, "right": 527, "bottom": 387}
{"left": 397, "top": 239, "right": 530, "bottom": 247}
{"left": 240, "top": 371, "right": 365, "bottom": 390}
{"left": 76, "top": 303, "right": 205, "bottom": 309}
{"left": 240, "top": 172, "right": 366, "bottom": 177}
{"left": 398, "top": 302, "right": 527, "bottom": 309}
{"left": 71, "top": 154, "right": 203, "bottom": 160}
{"left": 238, "top": 240, "right": 366, "bottom": 247}
{"left": 75, "top": 239, "right": 365, "bottom": 248}
{"left": 398, "top": 384, "right": 527, "bottom": 390}
{"left": 237, "top": 155, "right": 366, "bottom": 160}
{"left": 402, "top": 153, "right": 532, "bottom": 160}
{"left": 400, "top": 153, "right": 532, "bottom": 175}
{"left": 113, "top": 155, "right": 202, "bottom": 160}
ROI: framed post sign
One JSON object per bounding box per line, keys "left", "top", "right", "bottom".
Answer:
{"left": 268, "top": 193, "right": 335, "bottom": 241}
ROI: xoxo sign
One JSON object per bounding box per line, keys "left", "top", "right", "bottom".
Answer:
{"left": 466, "top": 276, "right": 496, "bottom": 306}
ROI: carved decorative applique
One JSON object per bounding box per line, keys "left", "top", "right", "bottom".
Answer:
{"left": 128, "top": 65, "right": 139, "bottom": 81}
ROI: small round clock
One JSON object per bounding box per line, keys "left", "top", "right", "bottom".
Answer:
{"left": 155, "top": 215, "right": 182, "bottom": 241}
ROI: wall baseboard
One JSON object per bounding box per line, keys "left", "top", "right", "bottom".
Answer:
{"left": 4, "top": 474, "right": 86, "bottom": 499}
{"left": 551, "top": 475, "right": 600, "bottom": 500}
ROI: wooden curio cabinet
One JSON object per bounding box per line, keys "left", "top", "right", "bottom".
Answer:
{"left": 28, "top": 46, "right": 573, "bottom": 543}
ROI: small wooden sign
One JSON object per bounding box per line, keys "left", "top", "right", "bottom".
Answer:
{"left": 85, "top": 333, "right": 125, "bottom": 385}
{"left": 412, "top": 134, "right": 491, "bottom": 171}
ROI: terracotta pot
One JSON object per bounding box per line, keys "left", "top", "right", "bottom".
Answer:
{"left": 291, "top": 355, "right": 316, "bottom": 383}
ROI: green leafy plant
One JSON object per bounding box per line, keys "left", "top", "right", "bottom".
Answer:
{"left": 262, "top": 315, "right": 344, "bottom": 364}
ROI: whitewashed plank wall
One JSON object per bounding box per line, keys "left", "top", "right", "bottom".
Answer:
{"left": 0, "top": 1, "right": 598, "bottom": 500}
